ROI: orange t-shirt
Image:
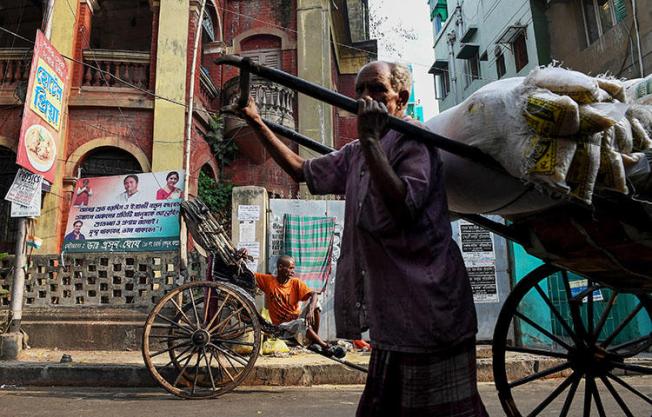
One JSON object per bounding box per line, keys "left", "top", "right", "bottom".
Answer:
{"left": 255, "top": 273, "right": 312, "bottom": 325}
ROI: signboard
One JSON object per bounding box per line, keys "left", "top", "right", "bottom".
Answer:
{"left": 569, "top": 279, "right": 604, "bottom": 303}
{"left": 458, "top": 219, "right": 499, "bottom": 303}
{"left": 63, "top": 171, "right": 185, "bottom": 253}
{"left": 11, "top": 193, "right": 41, "bottom": 218}
{"left": 4, "top": 168, "right": 43, "bottom": 207}
{"left": 16, "top": 30, "right": 70, "bottom": 183}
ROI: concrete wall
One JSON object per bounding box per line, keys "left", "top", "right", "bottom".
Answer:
{"left": 267, "top": 198, "right": 345, "bottom": 341}
{"left": 231, "top": 186, "right": 268, "bottom": 275}
{"left": 151, "top": 0, "right": 189, "bottom": 171}
{"left": 0, "top": 252, "right": 207, "bottom": 349}
{"left": 546, "top": 0, "right": 652, "bottom": 79}
{"left": 433, "top": 0, "right": 543, "bottom": 111}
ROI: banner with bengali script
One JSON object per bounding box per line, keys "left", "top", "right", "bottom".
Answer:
{"left": 16, "top": 30, "right": 70, "bottom": 183}
{"left": 63, "top": 171, "right": 185, "bottom": 253}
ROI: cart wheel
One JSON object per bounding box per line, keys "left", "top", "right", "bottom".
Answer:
{"left": 142, "top": 281, "right": 261, "bottom": 399}
{"left": 493, "top": 264, "right": 652, "bottom": 416}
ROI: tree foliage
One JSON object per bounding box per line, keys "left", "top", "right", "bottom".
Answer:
{"left": 368, "top": 0, "right": 418, "bottom": 59}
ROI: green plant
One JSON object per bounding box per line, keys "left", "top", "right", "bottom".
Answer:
{"left": 205, "top": 115, "right": 238, "bottom": 168}
{"left": 198, "top": 171, "right": 233, "bottom": 230}
{"left": 199, "top": 115, "right": 238, "bottom": 228}
{"left": 198, "top": 171, "right": 232, "bottom": 214}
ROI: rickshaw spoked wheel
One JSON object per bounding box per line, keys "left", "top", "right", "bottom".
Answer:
{"left": 142, "top": 281, "right": 262, "bottom": 399}
{"left": 492, "top": 264, "right": 651, "bottom": 417}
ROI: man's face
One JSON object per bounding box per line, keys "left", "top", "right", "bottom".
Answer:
{"left": 277, "top": 258, "right": 296, "bottom": 281}
{"left": 355, "top": 63, "right": 407, "bottom": 116}
{"left": 124, "top": 178, "right": 138, "bottom": 194}
{"left": 73, "top": 223, "right": 82, "bottom": 233}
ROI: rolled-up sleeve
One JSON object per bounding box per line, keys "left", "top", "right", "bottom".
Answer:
{"left": 393, "top": 139, "right": 438, "bottom": 220}
{"left": 358, "top": 135, "right": 438, "bottom": 235}
{"left": 303, "top": 143, "right": 353, "bottom": 195}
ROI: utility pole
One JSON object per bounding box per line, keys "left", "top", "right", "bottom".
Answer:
{"left": 8, "top": 218, "right": 27, "bottom": 333}
{"left": 179, "top": 0, "right": 208, "bottom": 279}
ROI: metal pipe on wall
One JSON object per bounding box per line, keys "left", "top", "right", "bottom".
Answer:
{"left": 180, "top": 0, "right": 208, "bottom": 277}
{"left": 631, "top": 0, "right": 645, "bottom": 77}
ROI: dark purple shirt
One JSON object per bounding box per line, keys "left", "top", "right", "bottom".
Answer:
{"left": 303, "top": 127, "right": 477, "bottom": 353}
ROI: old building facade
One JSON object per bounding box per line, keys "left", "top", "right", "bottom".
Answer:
{"left": 0, "top": 0, "right": 374, "bottom": 349}
{"left": 427, "top": 0, "right": 649, "bottom": 110}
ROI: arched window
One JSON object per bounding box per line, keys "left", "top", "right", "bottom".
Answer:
{"left": 90, "top": 0, "right": 153, "bottom": 51}
{"left": 240, "top": 35, "right": 282, "bottom": 69}
{"left": 0, "top": 147, "right": 19, "bottom": 251}
{"left": 78, "top": 147, "right": 143, "bottom": 177}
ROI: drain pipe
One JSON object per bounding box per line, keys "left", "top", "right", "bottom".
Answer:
{"left": 631, "top": 0, "right": 644, "bottom": 77}
{"left": 180, "top": 0, "right": 208, "bottom": 277}
{"left": 447, "top": 32, "right": 458, "bottom": 103}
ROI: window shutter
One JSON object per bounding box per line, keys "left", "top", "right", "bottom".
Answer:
{"left": 261, "top": 51, "right": 281, "bottom": 69}
{"left": 614, "top": 0, "right": 627, "bottom": 23}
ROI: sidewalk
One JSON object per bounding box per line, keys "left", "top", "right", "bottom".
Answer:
{"left": 3, "top": 346, "right": 649, "bottom": 389}
{"left": 0, "top": 346, "right": 578, "bottom": 388}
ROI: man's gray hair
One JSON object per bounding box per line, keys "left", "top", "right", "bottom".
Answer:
{"left": 357, "top": 61, "right": 412, "bottom": 94}
{"left": 388, "top": 62, "right": 412, "bottom": 95}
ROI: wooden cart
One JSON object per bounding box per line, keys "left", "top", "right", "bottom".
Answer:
{"left": 141, "top": 57, "right": 651, "bottom": 416}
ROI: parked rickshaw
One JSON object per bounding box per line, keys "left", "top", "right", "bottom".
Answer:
{"left": 142, "top": 56, "right": 651, "bottom": 416}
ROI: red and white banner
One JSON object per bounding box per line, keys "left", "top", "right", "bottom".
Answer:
{"left": 16, "top": 30, "right": 70, "bottom": 183}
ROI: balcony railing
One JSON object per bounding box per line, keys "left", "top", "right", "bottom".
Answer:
{"left": 0, "top": 48, "right": 32, "bottom": 88}
{"left": 81, "top": 49, "right": 150, "bottom": 89}
{"left": 222, "top": 77, "right": 296, "bottom": 163}
{"left": 223, "top": 76, "right": 296, "bottom": 134}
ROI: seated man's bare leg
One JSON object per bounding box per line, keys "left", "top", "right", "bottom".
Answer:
{"left": 312, "top": 308, "right": 321, "bottom": 333}
{"left": 306, "top": 326, "right": 328, "bottom": 349}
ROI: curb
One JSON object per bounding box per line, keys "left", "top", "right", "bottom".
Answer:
{"left": 2, "top": 358, "right": 647, "bottom": 388}
{"left": 0, "top": 361, "right": 370, "bottom": 388}
{"left": 0, "top": 359, "right": 554, "bottom": 388}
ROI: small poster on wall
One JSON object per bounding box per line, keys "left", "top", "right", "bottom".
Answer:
{"left": 458, "top": 219, "right": 500, "bottom": 304}
{"left": 63, "top": 170, "right": 185, "bottom": 252}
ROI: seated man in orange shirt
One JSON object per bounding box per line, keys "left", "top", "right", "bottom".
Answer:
{"left": 255, "top": 255, "right": 345, "bottom": 358}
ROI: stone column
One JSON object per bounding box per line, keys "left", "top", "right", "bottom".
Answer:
{"left": 151, "top": 0, "right": 189, "bottom": 172}
{"left": 231, "top": 186, "right": 268, "bottom": 311}
{"left": 231, "top": 186, "right": 268, "bottom": 273}
{"left": 297, "top": 0, "right": 334, "bottom": 159}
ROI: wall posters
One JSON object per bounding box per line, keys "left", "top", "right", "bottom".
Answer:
{"left": 16, "top": 30, "right": 70, "bottom": 183}
{"left": 63, "top": 171, "right": 185, "bottom": 253}
{"left": 4, "top": 168, "right": 43, "bottom": 207}
{"left": 458, "top": 219, "right": 499, "bottom": 303}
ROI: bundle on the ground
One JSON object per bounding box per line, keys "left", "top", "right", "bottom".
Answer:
{"left": 429, "top": 67, "right": 652, "bottom": 206}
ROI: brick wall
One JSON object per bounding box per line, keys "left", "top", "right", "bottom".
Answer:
{"left": 66, "top": 108, "right": 154, "bottom": 162}
{"left": 334, "top": 48, "right": 359, "bottom": 149}
{"left": 224, "top": 153, "right": 299, "bottom": 197}
{"left": 223, "top": 0, "right": 296, "bottom": 43}
{"left": 0, "top": 108, "right": 22, "bottom": 143}
{"left": 216, "top": 0, "right": 299, "bottom": 193}
{"left": 71, "top": 3, "right": 92, "bottom": 87}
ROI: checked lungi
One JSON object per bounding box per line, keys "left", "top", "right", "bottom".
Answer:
{"left": 356, "top": 339, "right": 489, "bottom": 417}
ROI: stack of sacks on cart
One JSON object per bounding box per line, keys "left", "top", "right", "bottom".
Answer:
{"left": 426, "top": 66, "right": 652, "bottom": 215}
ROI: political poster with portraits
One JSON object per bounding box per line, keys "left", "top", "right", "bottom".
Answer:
{"left": 16, "top": 30, "right": 70, "bottom": 183}
{"left": 63, "top": 170, "right": 185, "bottom": 253}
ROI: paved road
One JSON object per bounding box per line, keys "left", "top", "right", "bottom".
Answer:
{"left": 0, "top": 377, "right": 650, "bottom": 417}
